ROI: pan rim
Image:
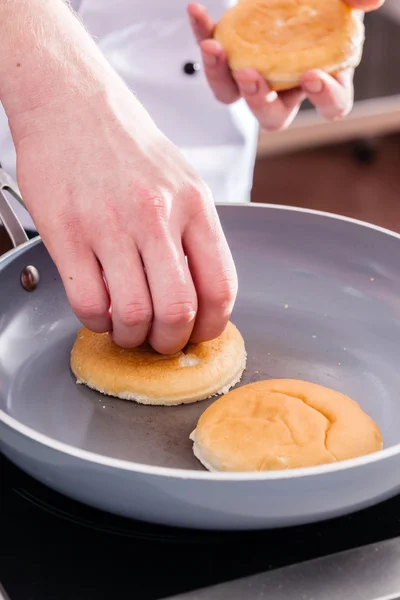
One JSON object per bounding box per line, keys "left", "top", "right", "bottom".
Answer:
{"left": 1, "top": 408, "right": 399, "bottom": 480}
{"left": 0, "top": 235, "right": 40, "bottom": 264}
{"left": 2, "top": 202, "right": 400, "bottom": 264}
{"left": 1, "top": 203, "right": 400, "bottom": 481}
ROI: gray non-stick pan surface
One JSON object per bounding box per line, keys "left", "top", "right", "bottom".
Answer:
{"left": 1, "top": 192, "right": 400, "bottom": 529}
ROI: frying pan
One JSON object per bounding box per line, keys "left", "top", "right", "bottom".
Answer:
{"left": 0, "top": 165, "right": 399, "bottom": 531}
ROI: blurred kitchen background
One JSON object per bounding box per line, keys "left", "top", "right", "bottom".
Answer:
{"left": 252, "top": 3, "right": 400, "bottom": 232}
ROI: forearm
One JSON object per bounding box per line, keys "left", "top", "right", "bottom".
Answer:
{"left": 0, "top": 0, "right": 118, "bottom": 122}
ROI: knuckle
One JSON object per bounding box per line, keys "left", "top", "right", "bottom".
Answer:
{"left": 158, "top": 300, "right": 196, "bottom": 326}
{"left": 185, "top": 181, "right": 208, "bottom": 202}
{"left": 184, "top": 181, "right": 213, "bottom": 216}
{"left": 137, "top": 190, "right": 170, "bottom": 217}
{"left": 56, "top": 213, "right": 84, "bottom": 245}
{"left": 71, "top": 294, "right": 108, "bottom": 322}
{"left": 53, "top": 216, "right": 90, "bottom": 259}
{"left": 204, "top": 277, "right": 237, "bottom": 310}
{"left": 118, "top": 302, "right": 152, "bottom": 328}
{"left": 102, "top": 199, "right": 122, "bottom": 232}
{"left": 134, "top": 190, "right": 172, "bottom": 233}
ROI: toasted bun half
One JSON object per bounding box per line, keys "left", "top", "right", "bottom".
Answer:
{"left": 214, "top": 0, "right": 365, "bottom": 91}
{"left": 190, "top": 379, "right": 383, "bottom": 471}
{"left": 70, "top": 322, "right": 246, "bottom": 406}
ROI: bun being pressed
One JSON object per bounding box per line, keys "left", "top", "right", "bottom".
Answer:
{"left": 70, "top": 321, "right": 246, "bottom": 406}
{"left": 190, "top": 379, "right": 383, "bottom": 471}
{"left": 214, "top": 0, "right": 365, "bottom": 91}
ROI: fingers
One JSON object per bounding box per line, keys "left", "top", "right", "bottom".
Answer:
{"left": 95, "top": 237, "right": 153, "bottom": 349}
{"left": 187, "top": 2, "right": 215, "bottom": 41}
{"left": 188, "top": 3, "right": 240, "bottom": 104}
{"left": 345, "top": 0, "right": 385, "bottom": 10}
{"left": 301, "top": 69, "right": 354, "bottom": 120}
{"left": 199, "top": 40, "right": 240, "bottom": 104}
{"left": 59, "top": 247, "right": 111, "bottom": 334}
{"left": 234, "top": 69, "right": 305, "bottom": 131}
{"left": 140, "top": 234, "right": 198, "bottom": 355}
{"left": 183, "top": 205, "right": 237, "bottom": 344}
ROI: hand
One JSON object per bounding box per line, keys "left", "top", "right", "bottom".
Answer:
{"left": 13, "top": 92, "right": 237, "bottom": 354}
{"left": 188, "top": 1, "right": 385, "bottom": 130}
{"left": 2, "top": 2, "right": 237, "bottom": 355}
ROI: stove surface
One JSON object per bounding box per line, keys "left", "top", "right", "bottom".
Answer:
{"left": 1, "top": 452, "right": 399, "bottom": 600}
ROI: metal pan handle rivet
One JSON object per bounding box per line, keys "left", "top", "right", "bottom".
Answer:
{"left": 20, "top": 265, "right": 40, "bottom": 291}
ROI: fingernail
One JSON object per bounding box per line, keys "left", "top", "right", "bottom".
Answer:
{"left": 265, "top": 90, "right": 278, "bottom": 103}
{"left": 239, "top": 81, "right": 259, "bottom": 96}
{"left": 303, "top": 78, "right": 323, "bottom": 94}
{"left": 203, "top": 53, "right": 218, "bottom": 67}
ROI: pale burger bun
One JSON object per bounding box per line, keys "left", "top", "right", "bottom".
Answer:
{"left": 190, "top": 379, "right": 383, "bottom": 471}
{"left": 70, "top": 322, "right": 246, "bottom": 406}
{"left": 214, "top": 0, "right": 365, "bottom": 91}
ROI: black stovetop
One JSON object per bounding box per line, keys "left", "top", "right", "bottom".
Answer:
{"left": 1, "top": 452, "right": 399, "bottom": 600}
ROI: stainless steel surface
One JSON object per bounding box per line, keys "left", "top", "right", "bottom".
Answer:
{"left": 1, "top": 204, "right": 400, "bottom": 529}
{"left": 0, "top": 164, "right": 23, "bottom": 205}
{"left": 0, "top": 165, "right": 28, "bottom": 248}
{"left": 20, "top": 265, "right": 40, "bottom": 292}
{"left": 166, "top": 538, "right": 400, "bottom": 600}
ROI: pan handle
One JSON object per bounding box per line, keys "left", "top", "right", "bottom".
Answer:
{"left": 0, "top": 163, "right": 29, "bottom": 248}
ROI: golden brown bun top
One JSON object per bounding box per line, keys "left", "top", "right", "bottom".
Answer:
{"left": 72, "top": 322, "right": 241, "bottom": 380}
{"left": 214, "top": 0, "right": 363, "bottom": 85}
{"left": 194, "top": 379, "right": 383, "bottom": 471}
{"left": 70, "top": 321, "right": 246, "bottom": 404}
